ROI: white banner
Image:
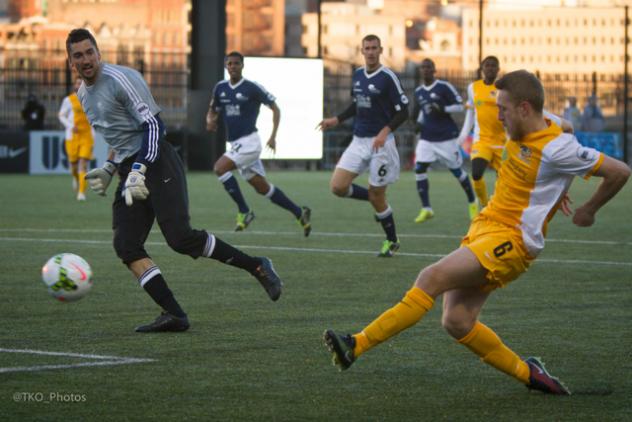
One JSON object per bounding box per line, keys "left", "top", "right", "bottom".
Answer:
{"left": 28, "top": 131, "right": 109, "bottom": 175}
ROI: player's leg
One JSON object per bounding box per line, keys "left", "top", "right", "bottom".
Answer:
{"left": 65, "top": 139, "right": 79, "bottom": 193}
{"left": 368, "top": 135, "right": 400, "bottom": 257}
{"left": 247, "top": 168, "right": 312, "bottom": 237}
{"left": 413, "top": 140, "right": 436, "bottom": 223}
{"left": 442, "top": 287, "right": 530, "bottom": 384}
{"left": 214, "top": 153, "right": 252, "bottom": 222}
{"left": 325, "top": 246, "right": 487, "bottom": 369}
{"left": 76, "top": 133, "right": 93, "bottom": 201}
{"left": 470, "top": 141, "right": 496, "bottom": 207}
{"left": 437, "top": 139, "right": 477, "bottom": 219}
{"left": 111, "top": 164, "right": 189, "bottom": 332}
{"left": 150, "top": 142, "right": 283, "bottom": 301}
{"left": 331, "top": 136, "right": 369, "bottom": 200}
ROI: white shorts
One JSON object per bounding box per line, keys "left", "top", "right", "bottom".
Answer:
{"left": 336, "top": 134, "right": 400, "bottom": 187}
{"left": 415, "top": 138, "right": 463, "bottom": 169}
{"left": 225, "top": 131, "right": 266, "bottom": 180}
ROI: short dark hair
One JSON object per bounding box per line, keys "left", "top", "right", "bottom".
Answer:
{"left": 481, "top": 55, "right": 499, "bottom": 66}
{"left": 362, "top": 34, "right": 381, "bottom": 46}
{"left": 225, "top": 51, "right": 244, "bottom": 63}
{"left": 66, "top": 28, "right": 98, "bottom": 55}
{"left": 495, "top": 70, "right": 544, "bottom": 113}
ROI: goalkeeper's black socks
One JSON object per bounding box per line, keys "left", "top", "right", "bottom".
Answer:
{"left": 209, "top": 236, "right": 261, "bottom": 274}
{"left": 140, "top": 268, "right": 186, "bottom": 318}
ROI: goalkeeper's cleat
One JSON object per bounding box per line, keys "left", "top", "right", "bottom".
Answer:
{"left": 414, "top": 208, "right": 434, "bottom": 224}
{"left": 135, "top": 311, "right": 190, "bottom": 333}
{"left": 323, "top": 330, "right": 356, "bottom": 371}
{"left": 525, "top": 357, "right": 571, "bottom": 395}
{"left": 377, "top": 239, "right": 400, "bottom": 258}
{"left": 298, "top": 206, "right": 312, "bottom": 237}
{"left": 253, "top": 257, "right": 283, "bottom": 301}
{"left": 468, "top": 200, "right": 479, "bottom": 220}
{"left": 235, "top": 210, "right": 255, "bottom": 232}
{"left": 76, "top": 192, "right": 86, "bottom": 201}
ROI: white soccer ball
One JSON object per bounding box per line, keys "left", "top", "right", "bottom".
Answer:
{"left": 41, "top": 253, "right": 93, "bottom": 302}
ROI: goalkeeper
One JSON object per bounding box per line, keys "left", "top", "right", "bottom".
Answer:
{"left": 66, "top": 28, "right": 283, "bottom": 333}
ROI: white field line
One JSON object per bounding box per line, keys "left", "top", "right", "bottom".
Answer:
{"left": 0, "top": 348, "right": 155, "bottom": 374}
{"left": 0, "top": 235, "right": 630, "bottom": 267}
{"left": 1, "top": 227, "right": 630, "bottom": 246}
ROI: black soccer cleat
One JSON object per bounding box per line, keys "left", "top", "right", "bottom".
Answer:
{"left": 253, "top": 257, "right": 283, "bottom": 301}
{"left": 323, "top": 329, "right": 356, "bottom": 371}
{"left": 135, "top": 311, "right": 190, "bottom": 333}
{"left": 298, "top": 206, "right": 312, "bottom": 237}
{"left": 525, "top": 356, "right": 571, "bottom": 395}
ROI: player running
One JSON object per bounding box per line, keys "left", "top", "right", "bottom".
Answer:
{"left": 206, "top": 51, "right": 311, "bottom": 236}
{"left": 67, "top": 29, "right": 283, "bottom": 333}
{"left": 411, "top": 58, "right": 478, "bottom": 224}
{"left": 58, "top": 77, "right": 95, "bottom": 201}
{"left": 318, "top": 34, "right": 409, "bottom": 257}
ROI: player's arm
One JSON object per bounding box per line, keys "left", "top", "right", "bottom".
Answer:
{"left": 85, "top": 149, "right": 117, "bottom": 196}
{"left": 317, "top": 102, "right": 356, "bottom": 131}
{"left": 267, "top": 102, "right": 280, "bottom": 151}
{"left": 441, "top": 82, "right": 465, "bottom": 114}
{"left": 573, "top": 156, "right": 630, "bottom": 227}
{"left": 544, "top": 110, "right": 573, "bottom": 133}
{"left": 206, "top": 84, "right": 221, "bottom": 131}
{"left": 457, "top": 107, "right": 474, "bottom": 145}
{"left": 58, "top": 98, "right": 74, "bottom": 131}
{"left": 373, "top": 79, "right": 409, "bottom": 151}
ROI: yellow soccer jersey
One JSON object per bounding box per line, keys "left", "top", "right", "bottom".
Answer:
{"left": 69, "top": 93, "right": 91, "bottom": 132}
{"left": 467, "top": 80, "right": 506, "bottom": 144}
{"left": 481, "top": 121, "right": 604, "bottom": 257}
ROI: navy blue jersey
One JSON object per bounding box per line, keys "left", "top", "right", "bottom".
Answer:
{"left": 414, "top": 80, "right": 463, "bottom": 142}
{"left": 211, "top": 78, "right": 276, "bottom": 141}
{"left": 351, "top": 66, "right": 408, "bottom": 137}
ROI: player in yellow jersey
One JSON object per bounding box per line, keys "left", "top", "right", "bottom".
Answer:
{"left": 457, "top": 56, "right": 505, "bottom": 208}
{"left": 324, "top": 70, "right": 630, "bottom": 395}
{"left": 58, "top": 78, "right": 94, "bottom": 201}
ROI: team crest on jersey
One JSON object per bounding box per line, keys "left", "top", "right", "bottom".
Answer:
{"left": 519, "top": 145, "right": 532, "bottom": 163}
{"left": 220, "top": 92, "right": 226, "bottom": 97}
{"left": 577, "top": 146, "right": 597, "bottom": 161}
{"left": 368, "top": 84, "right": 381, "bottom": 94}
{"left": 135, "top": 102, "right": 151, "bottom": 117}
{"left": 235, "top": 92, "right": 249, "bottom": 101}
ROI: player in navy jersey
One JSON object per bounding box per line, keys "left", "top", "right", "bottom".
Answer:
{"left": 67, "top": 29, "right": 283, "bottom": 333}
{"left": 412, "top": 58, "right": 478, "bottom": 224}
{"left": 207, "top": 51, "right": 311, "bottom": 236}
{"left": 318, "top": 35, "right": 409, "bottom": 257}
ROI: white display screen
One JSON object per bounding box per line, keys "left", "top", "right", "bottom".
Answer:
{"left": 224, "top": 57, "right": 323, "bottom": 159}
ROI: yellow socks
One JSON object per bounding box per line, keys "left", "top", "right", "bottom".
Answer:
{"left": 78, "top": 171, "right": 87, "bottom": 194}
{"left": 472, "top": 178, "right": 488, "bottom": 207}
{"left": 353, "top": 287, "right": 434, "bottom": 357}
{"left": 458, "top": 321, "right": 529, "bottom": 384}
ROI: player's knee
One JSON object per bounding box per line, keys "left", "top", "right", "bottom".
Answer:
{"left": 113, "top": 236, "right": 147, "bottom": 265}
{"left": 471, "top": 168, "right": 484, "bottom": 181}
{"left": 441, "top": 310, "right": 476, "bottom": 339}
{"left": 415, "top": 162, "right": 429, "bottom": 174}
{"left": 330, "top": 182, "right": 349, "bottom": 197}
{"left": 213, "top": 164, "right": 225, "bottom": 177}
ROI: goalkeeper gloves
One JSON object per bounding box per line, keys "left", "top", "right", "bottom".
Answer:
{"left": 123, "top": 162, "right": 149, "bottom": 206}
{"left": 85, "top": 160, "right": 117, "bottom": 196}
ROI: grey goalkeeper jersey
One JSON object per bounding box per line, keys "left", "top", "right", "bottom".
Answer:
{"left": 78, "top": 63, "right": 162, "bottom": 164}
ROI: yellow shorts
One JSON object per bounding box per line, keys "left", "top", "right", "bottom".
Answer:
{"left": 461, "top": 215, "right": 533, "bottom": 291}
{"left": 470, "top": 138, "right": 505, "bottom": 171}
{"left": 65, "top": 131, "right": 94, "bottom": 163}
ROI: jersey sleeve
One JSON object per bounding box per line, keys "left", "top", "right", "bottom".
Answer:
{"left": 210, "top": 82, "right": 222, "bottom": 112}
{"left": 112, "top": 68, "right": 161, "bottom": 126}
{"left": 385, "top": 71, "right": 409, "bottom": 112}
{"left": 443, "top": 81, "right": 463, "bottom": 106}
{"left": 466, "top": 83, "right": 474, "bottom": 108}
{"left": 253, "top": 81, "right": 276, "bottom": 106}
{"left": 544, "top": 134, "right": 604, "bottom": 179}
{"left": 58, "top": 97, "right": 73, "bottom": 129}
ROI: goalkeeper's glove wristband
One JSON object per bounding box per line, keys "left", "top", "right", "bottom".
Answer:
{"left": 123, "top": 162, "right": 149, "bottom": 206}
{"left": 85, "top": 160, "right": 117, "bottom": 196}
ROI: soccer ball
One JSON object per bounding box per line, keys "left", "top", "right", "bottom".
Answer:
{"left": 41, "top": 253, "right": 93, "bottom": 302}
